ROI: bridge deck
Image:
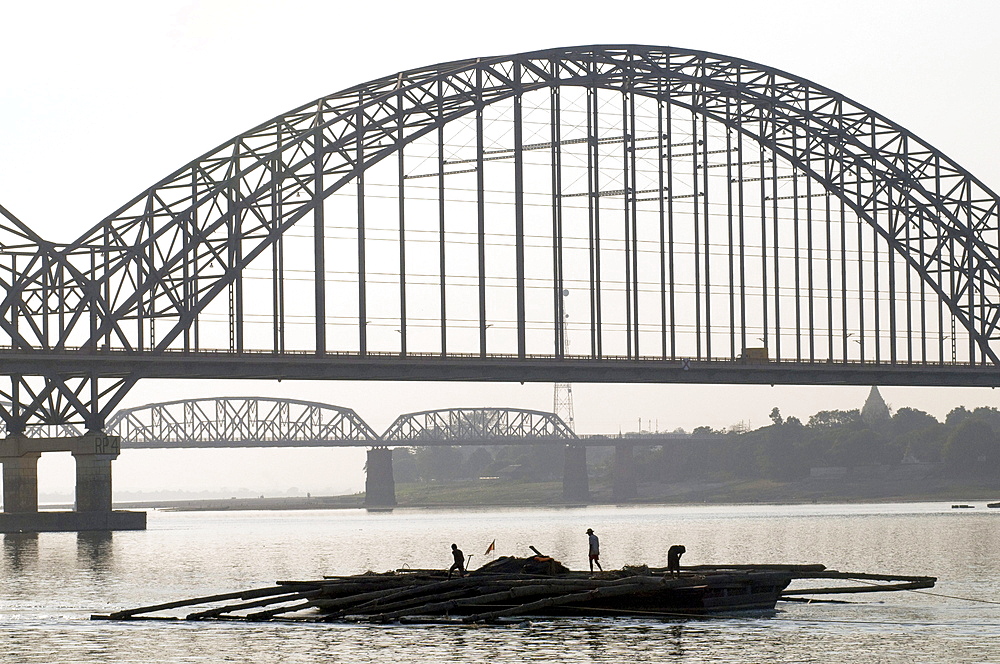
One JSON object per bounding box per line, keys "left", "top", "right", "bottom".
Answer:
{"left": 0, "top": 350, "right": 995, "bottom": 387}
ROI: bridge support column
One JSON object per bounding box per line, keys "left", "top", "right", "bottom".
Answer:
{"left": 365, "top": 447, "right": 396, "bottom": 507}
{"left": 562, "top": 445, "right": 589, "bottom": 503}
{"left": 0, "top": 433, "right": 145, "bottom": 533}
{"left": 73, "top": 453, "right": 116, "bottom": 513}
{"left": 2, "top": 452, "right": 41, "bottom": 513}
{"left": 612, "top": 444, "right": 638, "bottom": 502}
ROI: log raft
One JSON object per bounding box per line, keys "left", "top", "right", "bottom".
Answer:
{"left": 91, "top": 556, "right": 936, "bottom": 624}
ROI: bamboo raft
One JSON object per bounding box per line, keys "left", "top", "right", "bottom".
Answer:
{"left": 91, "top": 553, "right": 937, "bottom": 624}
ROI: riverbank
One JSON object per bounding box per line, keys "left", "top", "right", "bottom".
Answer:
{"left": 111, "top": 473, "right": 1000, "bottom": 511}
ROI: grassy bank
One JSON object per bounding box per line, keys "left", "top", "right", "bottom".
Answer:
{"left": 394, "top": 476, "right": 1000, "bottom": 507}
{"left": 126, "top": 473, "right": 1000, "bottom": 513}
{"left": 393, "top": 480, "right": 565, "bottom": 506}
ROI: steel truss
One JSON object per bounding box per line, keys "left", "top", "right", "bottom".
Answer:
{"left": 2, "top": 44, "right": 1000, "bottom": 431}
{"left": 104, "top": 397, "right": 378, "bottom": 448}
{"left": 381, "top": 408, "right": 577, "bottom": 444}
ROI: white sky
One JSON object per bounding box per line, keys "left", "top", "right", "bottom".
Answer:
{"left": 2, "top": 0, "right": 1000, "bottom": 496}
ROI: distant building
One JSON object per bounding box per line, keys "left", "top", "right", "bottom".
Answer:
{"left": 861, "top": 386, "right": 891, "bottom": 424}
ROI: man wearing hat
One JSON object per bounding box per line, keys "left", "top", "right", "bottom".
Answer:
{"left": 586, "top": 528, "right": 602, "bottom": 572}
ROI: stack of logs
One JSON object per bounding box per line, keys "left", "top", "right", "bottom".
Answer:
{"left": 94, "top": 571, "right": 693, "bottom": 623}
{"left": 91, "top": 563, "right": 936, "bottom": 624}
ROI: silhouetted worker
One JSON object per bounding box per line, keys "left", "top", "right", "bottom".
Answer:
{"left": 667, "top": 544, "right": 686, "bottom": 578}
{"left": 586, "top": 528, "right": 602, "bottom": 572}
{"left": 448, "top": 543, "right": 465, "bottom": 578}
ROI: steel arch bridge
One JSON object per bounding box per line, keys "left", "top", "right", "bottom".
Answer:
{"left": 2, "top": 44, "right": 1000, "bottom": 433}
{"left": 381, "top": 407, "right": 577, "bottom": 445}
{"left": 104, "top": 397, "right": 378, "bottom": 448}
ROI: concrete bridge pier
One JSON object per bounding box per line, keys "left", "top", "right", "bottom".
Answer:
{"left": 364, "top": 447, "right": 396, "bottom": 507}
{"left": 562, "top": 445, "right": 589, "bottom": 503}
{"left": 612, "top": 444, "right": 638, "bottom": 502}
{"left": 74, "top": 453, "right": 116, "bottom": 512}
{"left": 2, "top": 451, "right": 41, "bottom": 513}
{"left": 0, "top": 433, "right": 145, "bottom": 533}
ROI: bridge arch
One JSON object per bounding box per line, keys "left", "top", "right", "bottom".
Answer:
{"left": 2, "top": 45, "right": 1000, "bottom": 429}
{"left": 105, "top": 397, "right": 378, "bottom": 448}
{"left": 381, "top": 408, "right": 577, "bottom": 444}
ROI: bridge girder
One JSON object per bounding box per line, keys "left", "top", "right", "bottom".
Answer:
{"left": 381, "top": 407, "right": 577, "bottom": 445}
{"left": 104, "top": 397, "right": 378, "bottom": 448}
{"left": 2, "top": 44, "right": 1000, "bottom": 429}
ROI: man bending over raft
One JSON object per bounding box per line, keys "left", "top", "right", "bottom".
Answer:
{"left": 448, "top": 543, "right": 465, "bottom": 578}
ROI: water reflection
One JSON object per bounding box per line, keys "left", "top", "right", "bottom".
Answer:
{"left": 77, "top": 531, "right": 114, "bottom": 572}
{"left": 665, "top": 623, "right": 685, "bottom": 657}
{"left": 2, "top": 532, "right": 38, "bottom": 572}
{"left": 582, "top": 623, "right": 608, "bottom": 657}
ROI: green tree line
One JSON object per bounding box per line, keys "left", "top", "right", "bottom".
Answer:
{"left": 391, "top": 444, "right": 573, "bottom": 483}
{"left": 393, "top": 401, "right": 1000, "bottom": 484}
{"left": 634, "top": 403, "right": 1000, "bottom": 484}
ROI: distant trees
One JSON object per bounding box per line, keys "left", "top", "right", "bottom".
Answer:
{"left": 390, "top": 444, "right": 565, "bottom": 483}
{"left": 942, "top": 419, "right": 999, "bottom": 475}
{"left": 624, "top": 400, "right": 998, "bottom": 485}
{"left": 752, "top": 416, "right": 806, "bottom": 480}
{"left": 392, "top": 399, "right": 1000, "bottom": 484}
{"left": 947, "top": 406, "right": 1000, "bottom": 431}
{"left": 393, "top": 448, "right": 419, "bottom": 482}
{"left": 808, "top": 409, "right": 860, "bottom": 428}
{"left": 892, "top": 407, "right": 938, "bottom": 435}
{"left": 826, "top": 429, "right": 889, "bottom": 467}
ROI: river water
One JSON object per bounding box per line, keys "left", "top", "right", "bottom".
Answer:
{"left": 2, "top": 503, "right": 998, "bottom": 663}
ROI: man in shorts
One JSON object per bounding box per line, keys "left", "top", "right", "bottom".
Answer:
{"left": 586, "top": 528, "right": 602, "bottom": 572}
{"left": 448, "top": 543, "right": 465, "bottom": 578}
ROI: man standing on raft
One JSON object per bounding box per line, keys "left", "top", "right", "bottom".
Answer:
{"left": 586, "top": 528, "right": 602, "bottom": 572}
{"left": 448, "top": 543, "right": 466, "bottom": 578}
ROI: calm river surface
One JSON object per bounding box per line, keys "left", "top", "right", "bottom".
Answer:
{"left": 2, "top": 503, "right": 998, "bottom": 663}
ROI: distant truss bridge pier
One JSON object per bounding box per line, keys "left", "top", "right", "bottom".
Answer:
{"left": 103, "top": 400, "right": 668, "bottom": 508}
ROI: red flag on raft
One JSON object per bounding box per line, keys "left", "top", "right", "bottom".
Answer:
{"left": 485, "top": 539, "right": 496, "bottom": 555}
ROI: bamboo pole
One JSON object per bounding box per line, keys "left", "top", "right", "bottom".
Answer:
{"left": 372, "top": 582, "right": 602, "bottom": 621}
{"left": 362, "top": 587, "right": 496, "bottom": 620}
{"left": 317, "top": 574, "right": 587, "bottom": 613}
{"left": 314, "top": 575, "right": 487, "bottom": 615}
{"left": 463, "top": 581, "right": 653, "bottom": 622}
{"left": 366, "top": 580, "right": 608, "bottom": 619}
{"left": 787, "top": 571, "right": 936, "bottom": 583}
{"left": 782, "top": 580, "right": 936, "bottom": 596}
{"left": 680, "top": 564, "right": 827, "bottom": 573}
{"left": 186, "top": 589, "right": 323, "bottom": 619}
{"left": 288, "top": 578, "right": 420, "bottom": 593}
{"left": 275, "top": 577, "right": 539, "bottom": 622}
{"left": 245, "top": 598, "right": 323, "bottom": 620}
{"left": 321, "top": 575, "right": 643, "bottom": 619}
{"left": 98, "top": 585, "right": 313, "bottom": 620}
{"left": 310, "top": 580, "right": 426, "bottom": 599}
{"left": 259, "top": 578, "right": 495, "bottom": 621}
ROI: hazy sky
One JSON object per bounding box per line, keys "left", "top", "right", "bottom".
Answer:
{"left": 2, "top": 0, "right": 1000, "bottom": 496}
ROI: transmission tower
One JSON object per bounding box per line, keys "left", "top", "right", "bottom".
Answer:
{"left": 553, "top": 289, "right": 575, "bottom": 432}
